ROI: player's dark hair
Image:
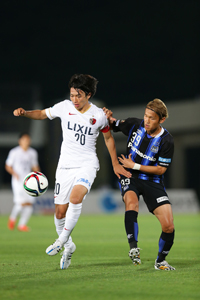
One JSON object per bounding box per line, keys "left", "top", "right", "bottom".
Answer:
{"left": 146, "top": 98, "right": 168, "bottom": 119}
{"left": 19, "top": 132, "right": 30, "bottom": 139}
{"left": 68, "top": 74, "right": 98, "bottom": 99}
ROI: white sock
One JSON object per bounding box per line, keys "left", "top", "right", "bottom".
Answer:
{"left": 18, "top": 205, "right": 33, "bottom": 226}
{"left": 59, "top": 202, "right": 82, "bottom": 244}
{"left": 54, "top": 214, "right": 73, "bottom": 248}
{"left": 10, "top": 204, "right": 22, "bottom": 220}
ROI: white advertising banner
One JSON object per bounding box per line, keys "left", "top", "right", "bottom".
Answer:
{"left": 0, "top": 188, "right": 199, "bottom": 215}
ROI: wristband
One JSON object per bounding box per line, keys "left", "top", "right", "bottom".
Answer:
{"left": 132, "top": 163, "right": 141, "bottom": 170}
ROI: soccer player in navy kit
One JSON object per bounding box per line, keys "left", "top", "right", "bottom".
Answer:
{"left": 104, "top": 99, "right": 175, "bottom": 270}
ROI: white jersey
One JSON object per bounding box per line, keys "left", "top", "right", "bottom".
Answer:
{"left": 6, "top": 146, "right": 39, "bottom": 182}
{"left": 5, "top": 146, "right": 39, "bottom": 203}
{"left": 45, "top": 100, "right": 109, "bottom": 169}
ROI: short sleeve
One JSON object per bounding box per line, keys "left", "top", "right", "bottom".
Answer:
{"left": 158, "top": 136, "right": 174, "bottom": 167}
{"left": 5, "top": 149, "right": 15, "bottom": 166}
{"left": 99, "top": 110, "right": 110, "bottom": 132}
{"left": 45, "top": 101, "right": 65, "bottom": 120}
{"left": 113, "top": 118, "right": 137, "bottom": 136}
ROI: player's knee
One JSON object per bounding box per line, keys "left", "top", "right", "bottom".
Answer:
{"left": 124, "top": 191, "right": 139, "bottom": 212}
{"left": 162, "top": 223, "right": 174, "bottom": 233}
{"left": 55, "top": 210, "right": 66, "bottom": 219}
{"left": 125, "top": 201, "right": 139, "bottom": 211}
{"left": 70, "top": 197, "right": 83, "bottom": 204}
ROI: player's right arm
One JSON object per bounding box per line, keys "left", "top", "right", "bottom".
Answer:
{"left": 5, "top": 164, "right": 19, "bottom": 179}
{"left": 13, "top": 108, "right": 47, "bottom": 120}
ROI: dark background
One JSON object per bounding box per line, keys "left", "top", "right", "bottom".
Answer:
{"left": 0, "top": 1, "right": 200, "bottom": 199}
{"left": 1, "top": 0, "right": 199, "bottom": 107}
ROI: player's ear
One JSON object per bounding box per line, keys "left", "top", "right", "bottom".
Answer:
{"left": 159, "top": 117, "right": 166, "bottom": 124}
{"left": 87, "top": 93, "right": 92, "bottom": 100}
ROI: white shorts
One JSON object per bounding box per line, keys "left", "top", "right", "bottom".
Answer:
{"left": 12, "top": 179, "right": 35, "bottom": 204}
{"left": 54, "top": 167, "right": 98, "bottom": 205}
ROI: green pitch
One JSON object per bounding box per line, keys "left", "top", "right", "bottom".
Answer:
{"left": 0, "top": 213, "right": 199, "bottom": 300}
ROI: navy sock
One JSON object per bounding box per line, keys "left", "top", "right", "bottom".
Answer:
{"left": 157, "top": 230, "right": 175, "bottom": 262}
{"left": 125, "top": 210, "right": 138, "bottom": 249}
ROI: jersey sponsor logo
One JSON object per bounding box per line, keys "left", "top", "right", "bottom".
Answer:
{"left": 69, "top": 113, "right": 76, "bottom": 115}
{"left": 131, "top": 146, "right": 156, "bottom": 162}
{"left": 156, "top": 196, "right": 169, "bottom": 203}
{"left": 158, "top": 157, "right": 171, "bottom": 163}
{"left": 159, "top": 162, "right": 169, "bottom": 166}
{"left": 67, "top": 122, "right": 93, "bottom": 135}
{"left": 89, "top": 118, "right": 96, "bottom": 125}
{"left": 76, "top": 178, "right": 91, "bottom": 187}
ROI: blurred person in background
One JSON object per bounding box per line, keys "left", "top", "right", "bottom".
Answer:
{"left": 104, "top": 99, "right": 175, "bottom": 271}
{"left": 5, "top": 132, "right": 40, "bottom": 232}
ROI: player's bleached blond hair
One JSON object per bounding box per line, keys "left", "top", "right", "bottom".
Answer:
{"left": 146, "top": 98, "right": 168, "bottom": 120}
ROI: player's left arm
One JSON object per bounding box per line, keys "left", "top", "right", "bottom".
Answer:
{"left": 119, "top": 137, "right": 174, "bottom": 175}
{"left": 103, "top": 130, "right": 131, "bottom": 179}
{"left": 118, "top": 154, "right": 167, "bottom": 175}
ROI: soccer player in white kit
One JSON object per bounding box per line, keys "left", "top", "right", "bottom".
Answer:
{"left": 5, "top": 133, "right": 40, "bottom": 231}
{"left": 13, "top": 74, "right": 131, "bottom": 269}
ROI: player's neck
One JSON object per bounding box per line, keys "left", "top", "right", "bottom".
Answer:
{"left": 76, "top": 102, "right": 91, "bottom": 114}
{"left": 20, "top": 145, "right": 29, "bottom": 151}
{"left": 147, "top": 125, "right": 162, "bottom": 137}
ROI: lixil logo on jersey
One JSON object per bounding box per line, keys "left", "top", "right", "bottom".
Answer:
{"left": 67, "top": 122, "right": 93, "bottom": 135}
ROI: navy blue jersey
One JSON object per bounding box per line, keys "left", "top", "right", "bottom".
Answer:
{"left": 113, "top": 118, "right": 174, "bottom": 184}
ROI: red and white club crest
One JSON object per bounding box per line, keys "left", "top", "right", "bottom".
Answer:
{"left": 89, "top": 118, "right": 96, "bottom": 125}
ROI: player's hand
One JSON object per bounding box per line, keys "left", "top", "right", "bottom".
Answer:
{"left": 13, "top": 172, "right": 19, "bottom": 180}
{"left": 113, "top": 163, "right": 132, "bottom": 179}
{"left": 103, "top": 107, "right": 116, "bottom": 124}
{"left": 118, "top": 154, "right": 135, "bottom": 169}
{"left": 13, "top": 108, "right": 26, "bottom": 117}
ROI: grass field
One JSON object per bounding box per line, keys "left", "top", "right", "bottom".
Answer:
{"left": 0, "top": 213, "right": 199, "bottom": 300}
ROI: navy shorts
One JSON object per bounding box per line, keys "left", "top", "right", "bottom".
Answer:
{"left": 118, "top": 176, "right": 171, "bottom": 213}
